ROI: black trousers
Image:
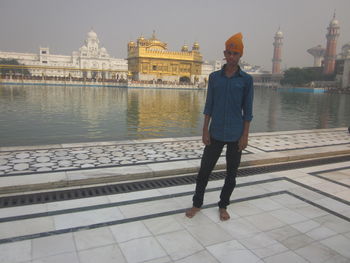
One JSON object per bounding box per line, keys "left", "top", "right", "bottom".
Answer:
{"left": 192, "top": 137, "right": 242, "bottom": 209}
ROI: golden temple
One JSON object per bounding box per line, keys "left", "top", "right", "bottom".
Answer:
{"left": 127, "top": 31, "right": 202, "bottom": 83}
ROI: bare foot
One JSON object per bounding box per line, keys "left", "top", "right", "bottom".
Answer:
{"left": 185, "top": 207, "right": 200, "bottom": 218}
{"left": 219, "top": 208, "right": 230, "bottom": 221}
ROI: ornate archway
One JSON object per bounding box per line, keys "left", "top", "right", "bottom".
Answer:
{"left": 179, "top": 76, "right": 190, "bottom": 83}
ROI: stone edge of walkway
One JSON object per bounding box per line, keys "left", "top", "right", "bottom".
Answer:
{"left": 0, "top": 146, "right": 349, "bottom": 195}
{"left": 0, "top": 127, "right": 347, "bottom": 152}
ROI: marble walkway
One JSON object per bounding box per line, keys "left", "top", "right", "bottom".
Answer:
{"left": 0, "top": 128, "right": 349, "bottom": 193}
{"left": 0, "top": 128, "right": 349, "bottom": 263}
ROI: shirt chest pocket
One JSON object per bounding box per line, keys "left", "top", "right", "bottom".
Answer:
{"left": 228, "top": 80, "right": 245, "bottom": 103}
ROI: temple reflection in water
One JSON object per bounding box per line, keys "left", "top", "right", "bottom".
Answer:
{"left": 126, "top": 88, "right": 205, "bottom": 138}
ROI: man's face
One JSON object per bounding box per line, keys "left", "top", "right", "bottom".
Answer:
{"left": 224, "top": 50, "right": 241, "bottom": 66}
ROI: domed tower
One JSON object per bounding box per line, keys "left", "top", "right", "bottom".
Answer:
{"left": 85, "top": 29, "right": 100, "bottom": 57}
{"left": 128, "top": 40, "right": 136, "bottom": 51}
{"left": 323, "top": 12, "right": 340, "bottom": 74}
{"left": 137, "top": 35, "right": 145, "bottom": 46}
{"left": 100, "top": 46, "right": 109, "bottom": 57}
{"left": 272, "top": 27, "right": 283, "bottom": 74}
{"left": 192, "top": 41, "right": 200, "bottom": 52}
{"left": 79, "top": 45, "right": 88, "bottom": 53}
{"left": 181, "top": 44, "right": 189, "bottom": 52}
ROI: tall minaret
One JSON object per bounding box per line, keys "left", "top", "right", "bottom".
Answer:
{"left": 272, "top": 27, "right": 283, "bottom": 74}
{"left": 323, "top": 12, "right": 340, "bottom": 74}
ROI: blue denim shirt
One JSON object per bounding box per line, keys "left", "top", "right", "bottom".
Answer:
{"left": 203, "top": 65, "right": 254, "bottom": 142}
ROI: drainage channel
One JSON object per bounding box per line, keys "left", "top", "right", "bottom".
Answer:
{"left": 0, "top": 154, "right": 349, "bottom": 208}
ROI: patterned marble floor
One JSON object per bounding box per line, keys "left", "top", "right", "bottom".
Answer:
{"left": 249, "top": 129, "right": 350, "bottom": 152}
{"left": 0, "top": 160, "right": 349, "bottom": 263}
{"left": 0, "top": 139, "right": 250, "bottom": 176}
{"left": 0, "top": 129, "right": 349, "bottom": 176}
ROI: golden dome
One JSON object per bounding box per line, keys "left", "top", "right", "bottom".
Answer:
{"left": 192, "top": 41, "right": 200, "bottom": 50}
{"left": 151, "top": 39, "right": 161, "bottom": 44}
{"left": 181, "top": 44, "right": 189, "bottom": 52}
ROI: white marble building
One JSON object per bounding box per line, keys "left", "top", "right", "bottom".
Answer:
{"left": 0, "top": 30, "right": 128, "bottom": 79}
{"left": 199, "top": 60, "right": 265, "bottom": 85}
{"left": 342, "top": 49, "right": 350, "bottom": 89}
{"left": 199, "top": 61, "right": 214, "bottom": 83}
{"left": 199, "top": 60, "right": 225, "bottom": 84}
{"left": 334, "top": 42, "right": 350, "bottom": 89}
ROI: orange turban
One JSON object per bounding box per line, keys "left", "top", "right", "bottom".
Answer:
{"left": 225, "top": 32, "right": 244, "bottom": 56}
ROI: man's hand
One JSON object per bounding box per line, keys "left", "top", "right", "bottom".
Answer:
{"left": 238, "top": 135, "right": 248, "bottom": 151}
{"left": 202, "top": 129, "right": 211, "bottom": 145}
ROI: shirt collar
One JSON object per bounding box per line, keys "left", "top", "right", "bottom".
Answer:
{"left": 220, "top": 64, "right": 243, "bottom": 77}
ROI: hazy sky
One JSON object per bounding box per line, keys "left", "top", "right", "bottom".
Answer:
{"left": 0, "top": 0, "right": 349, "bottom": 71}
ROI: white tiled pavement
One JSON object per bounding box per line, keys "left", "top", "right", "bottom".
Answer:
{"left": 0, "top": 128, "right": 349, "bottom": 263}
{"left": 0, "top": 162, "right": 350, "bottom": 263}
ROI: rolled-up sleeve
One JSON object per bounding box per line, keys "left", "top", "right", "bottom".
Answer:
{"left": 203, "top": 73, "right": 214, "bottom": 115}
{"left": 242, "top": 75, "right": 254, "bottom": 121}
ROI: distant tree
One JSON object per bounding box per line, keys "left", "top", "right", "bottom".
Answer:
{"left": 0, "top": 59, "right": 31, "bottom": 75}
{"left": 281, "top": 67, "right": 334, "bottom": 86}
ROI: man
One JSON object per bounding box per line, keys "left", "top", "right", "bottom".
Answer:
{"left": 186, "top": 33, "right": 254, "bottom": 221}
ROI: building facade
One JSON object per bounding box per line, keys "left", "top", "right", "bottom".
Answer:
{"left": 0, "top": 30, "right": 128, "bottom": 79}
{"left": 199, "top": 61, "right": 214, "bottom": 84}
{"left": 127, "top": 32, "right": 203, "bottom": 83}
{"left": 341, "top": 48, "right": 350, "bottom": 88}
{"left": 199, "top": 59, "right": 266, "bottom": 86}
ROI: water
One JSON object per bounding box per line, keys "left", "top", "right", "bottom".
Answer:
{"left": 0, "top": 85, "right": 349, "bottom": 147}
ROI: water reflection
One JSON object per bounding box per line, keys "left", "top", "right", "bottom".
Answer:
{"left": 0, "top": 85, "right": 349, "bottom": 146}
{"left": 126, "top": 89, "right": 205, "bottom": 138}
{"left": 252, "top": 88, "right": 350, "bottom": 133}
{"left": 268, "top": 89, "right": 278, "bottom": 130}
